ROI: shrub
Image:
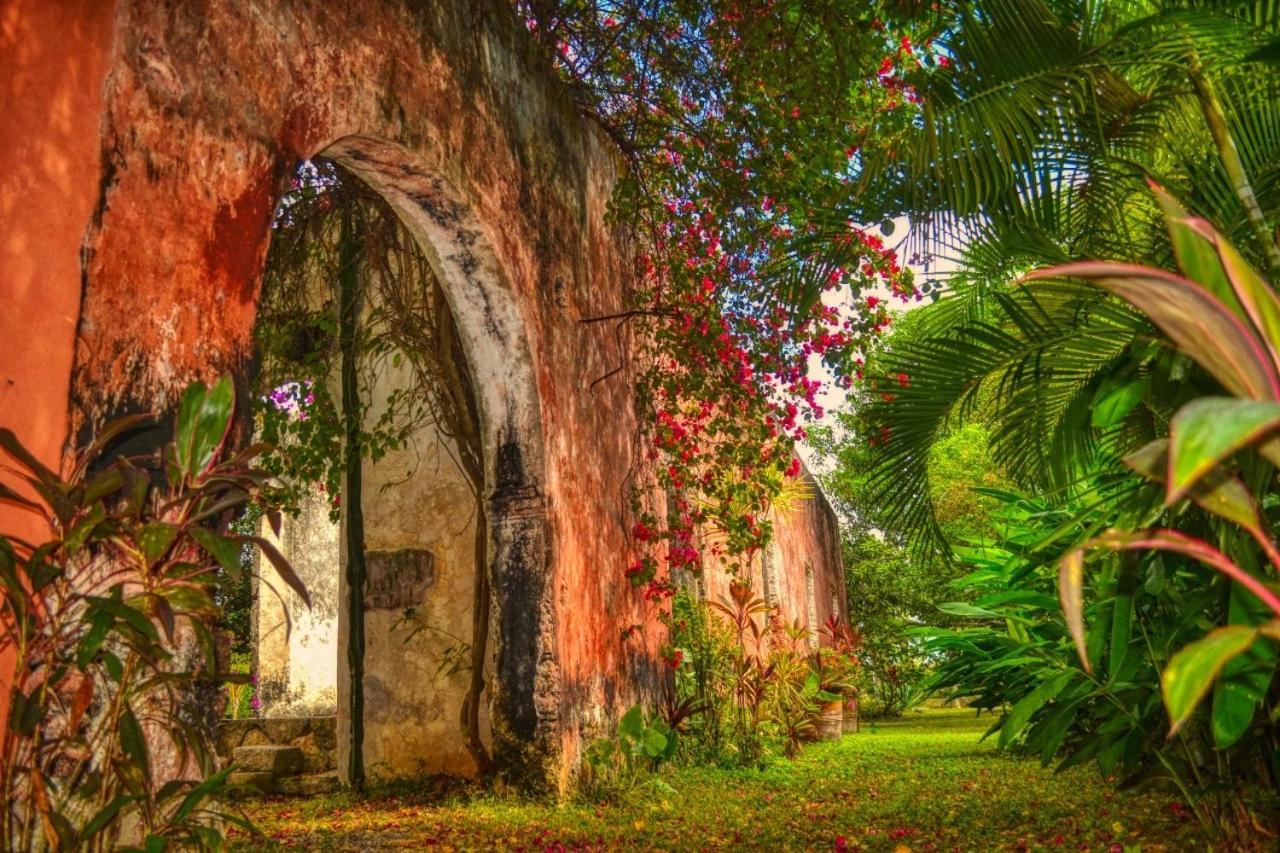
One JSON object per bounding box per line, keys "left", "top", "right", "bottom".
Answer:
{"left": 0, "top": 378, "right": 305, "bottom": 850}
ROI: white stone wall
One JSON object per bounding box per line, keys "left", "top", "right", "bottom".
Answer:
{"left": 254, "top": 485, "right": 341, "bottom": 717}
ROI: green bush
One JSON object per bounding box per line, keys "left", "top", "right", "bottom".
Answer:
{"left": 0, "top": 378, "right": 303, "bottom": 849}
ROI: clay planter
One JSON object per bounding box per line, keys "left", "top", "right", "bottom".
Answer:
{"left": 814, "top": 699, "right": 844, "bottom": 741}
{"left": 842, "top": 697, "right": 859, "bottom": 734}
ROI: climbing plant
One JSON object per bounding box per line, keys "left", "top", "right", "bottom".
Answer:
{"left": 513, "top": 0, "right": 945, "bottom": 604}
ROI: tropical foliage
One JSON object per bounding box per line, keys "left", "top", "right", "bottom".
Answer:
{"left": 648, "top": 582, "right": 859, "bottom": 773}
{"left": 875, "top": 163, "right": 1280, "bottom": 837}
{"left": 0, "top": 379, "right": 304, "bottom": 850}
{"left": 823, "top": 0, "right": 1280, "bottom": 837}
{"left": 850, "top": 0, "right": 1280, "bottom": 543}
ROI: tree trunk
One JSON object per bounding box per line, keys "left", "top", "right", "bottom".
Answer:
{"left": 1189, "top": 62, "right": 1280, "bottom": 282}
{"left": 339, "top": 205, "right": 367, "bottom": 793}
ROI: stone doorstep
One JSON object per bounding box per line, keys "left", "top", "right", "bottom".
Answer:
{"left": 277, "top": 771, "right": 341, "bottom": 797}
{"left": 218, "top": 715, "right": 337, "bottom": 752}
{"left": 232, "top": 744, "right": 305, "bottom": 776}
{"left": 226, "top": 771, "right": 278, "bottom": 797}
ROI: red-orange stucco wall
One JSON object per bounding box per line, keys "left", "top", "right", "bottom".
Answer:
{"left": 0, "top": 0, "right": 118, "bottom": 731}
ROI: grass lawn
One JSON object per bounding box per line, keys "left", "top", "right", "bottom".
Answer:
{"left": 233, "top": 708, "right": 1217, "bottom": 851}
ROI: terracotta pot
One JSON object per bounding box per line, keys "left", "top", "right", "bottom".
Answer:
{"left": 814, "top": 699, "right": 844, "bottom": 741}
{"left": 842, "top": 697, "right": 859, "bottom": 734}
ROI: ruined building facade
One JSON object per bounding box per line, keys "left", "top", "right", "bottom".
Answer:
{"left": 0, "top": 0, "right": 845, "bottom": 790}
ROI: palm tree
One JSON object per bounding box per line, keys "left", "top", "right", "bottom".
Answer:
{"left": 802, "top": 0, "right": 1280, "bottom": 551}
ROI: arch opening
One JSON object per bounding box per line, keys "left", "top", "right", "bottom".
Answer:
{"left": 239, "top": 139, "right": 554, "bottom": 787}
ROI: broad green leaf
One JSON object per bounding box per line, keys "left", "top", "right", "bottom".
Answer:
{"left": 617, "top": 704, "right": 644, "bottom": 742}
{"left": 936, "top": 602, "right": 1003, "bottom": 619}
{"left": 85, "top": 594, "right": 159, "bottom": 643}
{"left": 998, "top": 671, "right": 1075, "bottom": 749}
{"left": 1213, "top": 675, "right": 1267, "bottom": 749}
{"left": 82, "top": 466, "right": 125, "bottom": 505}
{"left": 76, "top": 609, "right": 113, "bottom": 667}
{"left": 1091, "top": 379, "right": 1147, "bottom": 428}
{"left": 154, "top": 584, "right": 219, "bottom": 617}
{"left": 641, "top": 727, "right": 669, "bottom": 758}
{"left": 119, "top": 707, "right": 150, "bottom": 780}
{"left": 1167, "top": 398, "right": 1280, "bottom": 502}
{"left": 174, "top": 377, "right": 235, "bottom": 478}
{"left": 1213, "top": 580, "right": 1278, "bottom": 748}
{"left": 1108, "top": 559, "right": 1138, "bottom": 680}
{"left": 1163, "top": 625, "right": 1261, "bottom": 736}
{"left": 137, "top": 521, "right": 179, "bottom": 565}
{"left": 190, "top": 527, "right": 243, "bottom": 577}
{"left": 1024, "top": 263, "right": 1280, "bottom": 400}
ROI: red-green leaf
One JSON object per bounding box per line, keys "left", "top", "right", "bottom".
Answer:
{"left": 174, "top": 377, "right": 235, "bottom": 479}
{"left": 1023, "top": 263, "right": 1280, "bottom": 400}
{"left": 1058, "top": 548, "right": 1089, "bottom": 672}
{"left": 1214, "top": 232, "right": 1280, "bottom": 373}
{"left": 242, "top": 535, "right": 311, "bottom": 608}
{"left": 1167, "top": 398, "right": 1280, "bottom": 502}
{"left": 1123, "top": 438, "right": 1266, "bottom": 539}
{"left": 1163, "top": 625, "right": 1261, "bottom": 736}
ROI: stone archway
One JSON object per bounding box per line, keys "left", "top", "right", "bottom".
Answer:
{"left": 316, "top": 136, "right": 557, "bottom": 782}
{"left": 6, "top": 0, "right": 660, "bottom": 795}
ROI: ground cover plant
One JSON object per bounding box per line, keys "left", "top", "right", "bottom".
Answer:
{"left": 233, "top": 709, "right": 1215, "bottom": 850}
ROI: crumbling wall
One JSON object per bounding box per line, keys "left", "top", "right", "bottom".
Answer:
{"left": 1, "top": 0, "right": 847, "bottom": 790}
{"left": 771, "top": 467, "right": 848, "bottom": 635}
{"left": 700, "top": 462, "right": 849, "bottom": 637}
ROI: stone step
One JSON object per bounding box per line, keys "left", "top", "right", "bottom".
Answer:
{"left": 226, "top": 770, "right": 341, "bottom": 799}
{"left": 227, "top": 770, "right": 278, "bottom": 797}
{"left": 277, "top": 771, "right": 341, "bottom": 797}
{"left": 231, "top": 744, "right": 304, "bottom": 776}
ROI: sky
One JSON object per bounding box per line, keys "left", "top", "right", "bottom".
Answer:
{"left": 798, "top": 216, "right": 960, "bottom": 472}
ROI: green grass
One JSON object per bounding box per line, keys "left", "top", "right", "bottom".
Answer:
{"left": 234, "top": 709, "right": 1215, "bottom": 850}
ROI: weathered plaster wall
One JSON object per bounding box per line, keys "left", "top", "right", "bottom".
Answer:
{"left": 0, "top": 0, "right": 119, "bottom": 726}
{"left": 254, "top": 485, "right": 340, "bottom": 717}
{"left": 338, "top": 353, "right": 492, "bottom": 780}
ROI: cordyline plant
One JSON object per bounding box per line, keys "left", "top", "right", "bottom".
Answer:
{"left": 1038, "top": 186, "right": 1280, "bottom": 737}
{"left": 0, "top": 378, "right": 307, "bottom": 851}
